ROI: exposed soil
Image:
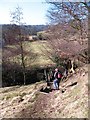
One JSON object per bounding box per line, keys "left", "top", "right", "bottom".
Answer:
{"left": 0, "top": 65, "right": 88, "bottom": 119}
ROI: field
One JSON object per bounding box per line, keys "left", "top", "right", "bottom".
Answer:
{"left": 3, "top": 40, "right": 55, "bottom": 69}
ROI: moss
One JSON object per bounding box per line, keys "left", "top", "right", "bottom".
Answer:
{"left": 69, "top": 86, "right": 81, "bottom": 98}
{"left": 54, "top": 94, "right": 58, "bottom": 98}
{"left": 4, "top": 92, "right": 20, "bottom": 100}
{"left": 3, "top": 92, "right": 26, "bottom": 100}
{"left": 83, "top": 110, "right": 88, "bottom": 118}
{"left": 27, "top": 91, "right": 40, "bottom": 103}
{"left": 19, "top": 92, "right": 27, "bottom": 97}
{"left": 34, "top": 92, "right": 40, "bottom": 99}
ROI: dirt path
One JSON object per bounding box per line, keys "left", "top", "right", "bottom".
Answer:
{"left": 0, "top": 65, "right": 88, "bottom": 118}
{"left": 15, "top": 68, "right": 88, "bottom": 118}
{"left": 15, "top": 90, "right": 57, "bottom": 118}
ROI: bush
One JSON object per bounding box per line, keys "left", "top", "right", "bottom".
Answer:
{"left": 2, "top": 62, "right": 45, "bottom": 87}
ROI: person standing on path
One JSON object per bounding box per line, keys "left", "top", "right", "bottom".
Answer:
{"left": 53, "top": 68, "right": 62, "bottom": 90}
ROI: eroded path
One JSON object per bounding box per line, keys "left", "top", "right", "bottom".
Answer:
{"left": 0, "top": 65, "right": 88, "bottom": 118}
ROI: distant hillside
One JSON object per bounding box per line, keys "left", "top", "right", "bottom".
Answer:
{"left": 2, "top": 24, "right": 48, "bottom": 45}
{"left": 25, "top": 25, "right": 48, "bottom": 35}
{"left": 2, "top": 24, "right": 48, "bottom": 35}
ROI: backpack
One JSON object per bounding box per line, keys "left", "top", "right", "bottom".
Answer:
{"left": 54, "top": 71, "right": 62, "bottom": 79}
{"left": 58, "top": 72, "right": 62, "bottom": 79}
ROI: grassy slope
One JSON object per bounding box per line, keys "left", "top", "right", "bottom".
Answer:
{"left": 0, "top": 65, "right": 88, "bottom": 118}
{"left": 3, "top": 40, "right": 55, "bottom": 68}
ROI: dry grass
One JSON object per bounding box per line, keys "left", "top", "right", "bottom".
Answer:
{"left": 0, "top": 65, "right": 88, "bottom": 118}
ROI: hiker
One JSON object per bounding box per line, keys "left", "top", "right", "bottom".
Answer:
{"left": 53, "top": 68, "right": 62, "bottom": 90}
{"left": 62, "top": 68, "right": 68, "bottom": 80}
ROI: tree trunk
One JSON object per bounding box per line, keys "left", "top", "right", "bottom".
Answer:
{"left": 19, "top": 36, "right": 26, "bottom": 85}
{"left": 70, "top": 59, "right": 75, "bottom": 74}
{"left": 23, "top": 70, "right": 26, "bottom": 85}
{"left": 44, "top": 69, "right": 48, "bottom": 81}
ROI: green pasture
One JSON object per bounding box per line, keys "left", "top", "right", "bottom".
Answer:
{"left": 3, "top": 40, "right": 55, "bottom": 69}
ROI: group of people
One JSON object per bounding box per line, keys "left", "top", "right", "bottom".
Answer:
{"left": 47, "top": 67, "right": 67, "bottom": 90}
{"left": 46, "top": 59, "right": 76, "bottom": 90}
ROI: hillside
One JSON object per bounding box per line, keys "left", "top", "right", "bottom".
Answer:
{"left": 3, "top": 40, "right": 54, "bottom": 68}
{"left": 2, "top": 24, "right": 48, "bottom": 35}
{"left": 0, "top": 64, "right": 88, "bottom": 118}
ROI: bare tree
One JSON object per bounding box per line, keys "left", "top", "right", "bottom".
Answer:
{"left": 10, "top": 6, "right": 26, "bottom": 85}
{"left": 45, "top": 1, "right": 89, "bottom": 72}
{"left": 46, "top": 1, "right": 88, "bottom": 37}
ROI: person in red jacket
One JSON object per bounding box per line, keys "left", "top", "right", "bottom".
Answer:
{"left": 53, "top": 68, "right": 62, "bottom": 90}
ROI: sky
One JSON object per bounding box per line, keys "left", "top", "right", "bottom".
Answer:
{"left": 0, "top": 0, "right": 50, "bottom": 25}
{"left": 1, "top": 0, "right": 87, "bottom": 25}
